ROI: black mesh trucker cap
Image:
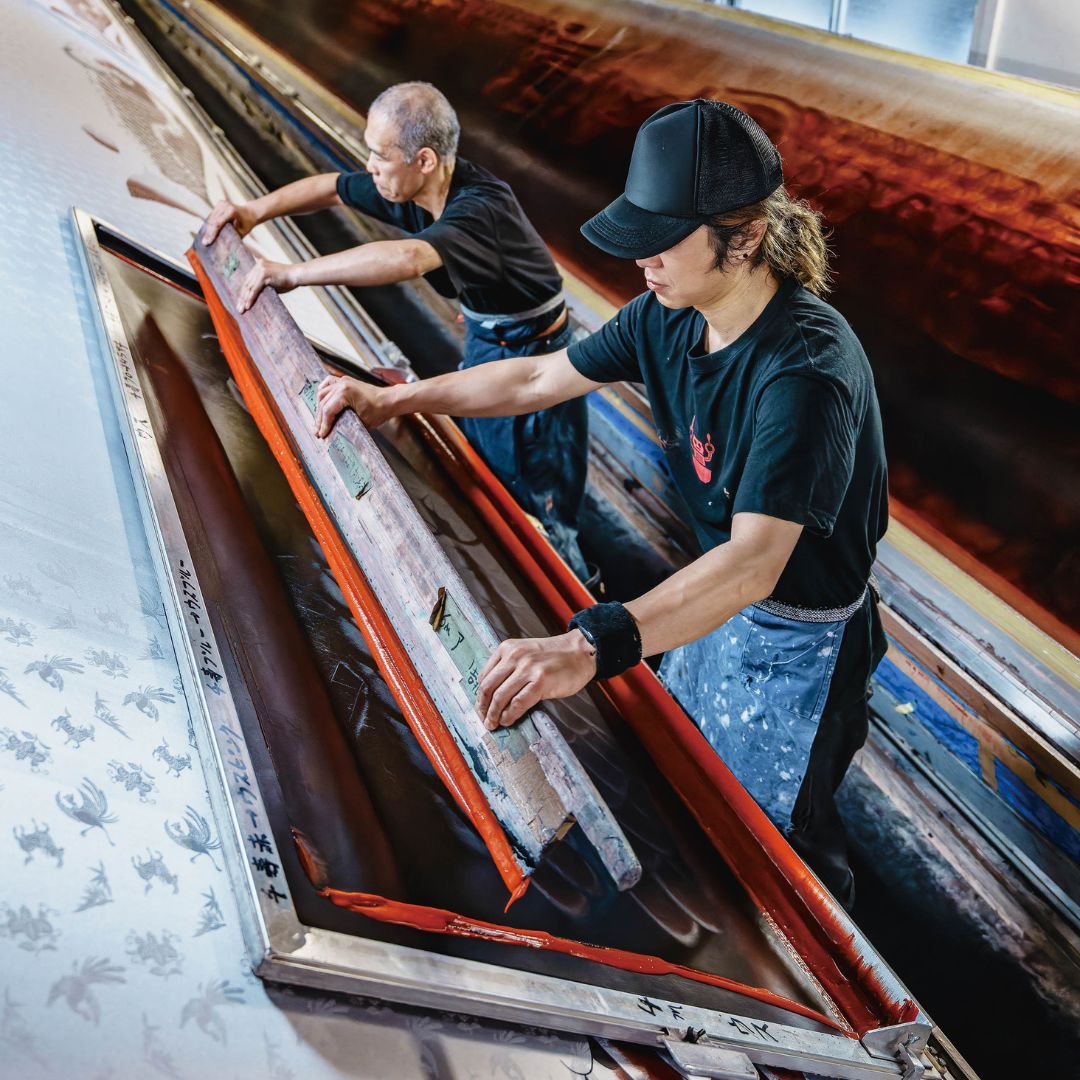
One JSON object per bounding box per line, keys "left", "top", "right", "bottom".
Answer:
{"left": 581, "top": 99, "right": 783, "bottom": 260}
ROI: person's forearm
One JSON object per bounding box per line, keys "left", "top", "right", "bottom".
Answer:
{"left": 291, "top": 240, "right": 429, "bottom": 290}
{"left": 380, "top": 353, "right": 567, "bottom": 420}
{"left": 326, "top": 350, "right": 596, "bottom": 435}
{"left": 625, "top": 541, "right": 781, "bottom": 656}
{"left": 249, "top": 173, "right": 341, "bottom": 225}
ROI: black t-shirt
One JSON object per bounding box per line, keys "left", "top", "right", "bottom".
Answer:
{"left": 568, "top": 278, "right": 888, "bottom": 610}
{"left": 337, "top": 158, "right": 563, "bottom": 316}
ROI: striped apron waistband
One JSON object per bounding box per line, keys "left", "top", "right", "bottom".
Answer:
{"left": 459, "top": 291, "right": 565, "bottom": 329}
{"left": 753, "top": 580, "right": 872, "bottom": 624}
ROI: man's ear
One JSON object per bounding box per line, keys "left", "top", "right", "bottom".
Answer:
{"left": 732, "top": 218, "right": 768, "bottom": 258}
{"left": 415, "top": 147, "right": 439, "bottom": 174}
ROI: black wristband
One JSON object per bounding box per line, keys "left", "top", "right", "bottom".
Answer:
{"left": 568, "top": 603, "right": 642, "bottom": 681}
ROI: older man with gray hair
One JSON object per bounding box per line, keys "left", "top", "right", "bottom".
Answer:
{"left": 204, "top": 81, "right": 587, "bottom": 576}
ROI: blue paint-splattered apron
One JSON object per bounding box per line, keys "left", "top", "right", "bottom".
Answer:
{"left": 659, "top": 601, "right": 851, "bottom": 829}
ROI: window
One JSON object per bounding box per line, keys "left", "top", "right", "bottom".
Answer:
{"left": 737, "top": 0, "right": 832, "bottom": 31}
{"left": 844, "top": 0, "right": 978, "bottom": 64}
{"left": 721, "top": 0, "right": 1073, "bottom": 76}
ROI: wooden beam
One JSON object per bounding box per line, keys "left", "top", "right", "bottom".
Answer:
{"left": 189, "top": 225, "right": 640, "bottom": 898}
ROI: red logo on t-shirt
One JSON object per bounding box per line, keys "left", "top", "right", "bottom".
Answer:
{"left": 689, "top": 415, "right": 715, "bottom": 483}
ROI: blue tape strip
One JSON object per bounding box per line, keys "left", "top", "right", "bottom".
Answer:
{"left": 995, "top": 760, "right": 1080, "bottom": 863}
{"left": 874, "top": 656, "right": 981, "bottom": 774}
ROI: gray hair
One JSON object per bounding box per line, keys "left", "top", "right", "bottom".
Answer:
{"left": 369, "top": 82, "right": 460, "bottom": 164}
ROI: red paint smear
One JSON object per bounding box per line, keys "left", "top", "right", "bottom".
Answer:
{"left": 292, "top": 827, "right": 330, "bottom": 887}
{"left": 302, "top": 849, "right": 849, "bottom": 1035}
{"left": 295, "top": 832, "right": 849, "bottom": 1045}
{"left": 82, "top": 125, "right": 119, "bottom": 153}
{"left": 405, "top": 411, "right": 918, "bottom": 1034}
{"left": 187, "top": 245, "right": 530, "bottom": 906}
{"left": 128, "top": 177, "right": 201, "bottom": 218}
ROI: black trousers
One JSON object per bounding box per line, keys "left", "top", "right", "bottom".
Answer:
{"left": 786, "top": 589, "right": 888, "bottom": 911}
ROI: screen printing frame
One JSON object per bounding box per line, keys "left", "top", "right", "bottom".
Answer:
{"left": 72, "top": 207, "right": 926, "bottom": 1080}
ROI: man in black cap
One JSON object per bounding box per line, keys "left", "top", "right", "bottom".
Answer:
{"left": 316, "top": 99, "right": 888, "bottom": 910}
{"left": 203, "top": 81, "right": 588, "bottom": 577}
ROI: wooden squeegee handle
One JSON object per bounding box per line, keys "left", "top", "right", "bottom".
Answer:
{"left": 188, "top": 248, "right": 530, "bottom": 905}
